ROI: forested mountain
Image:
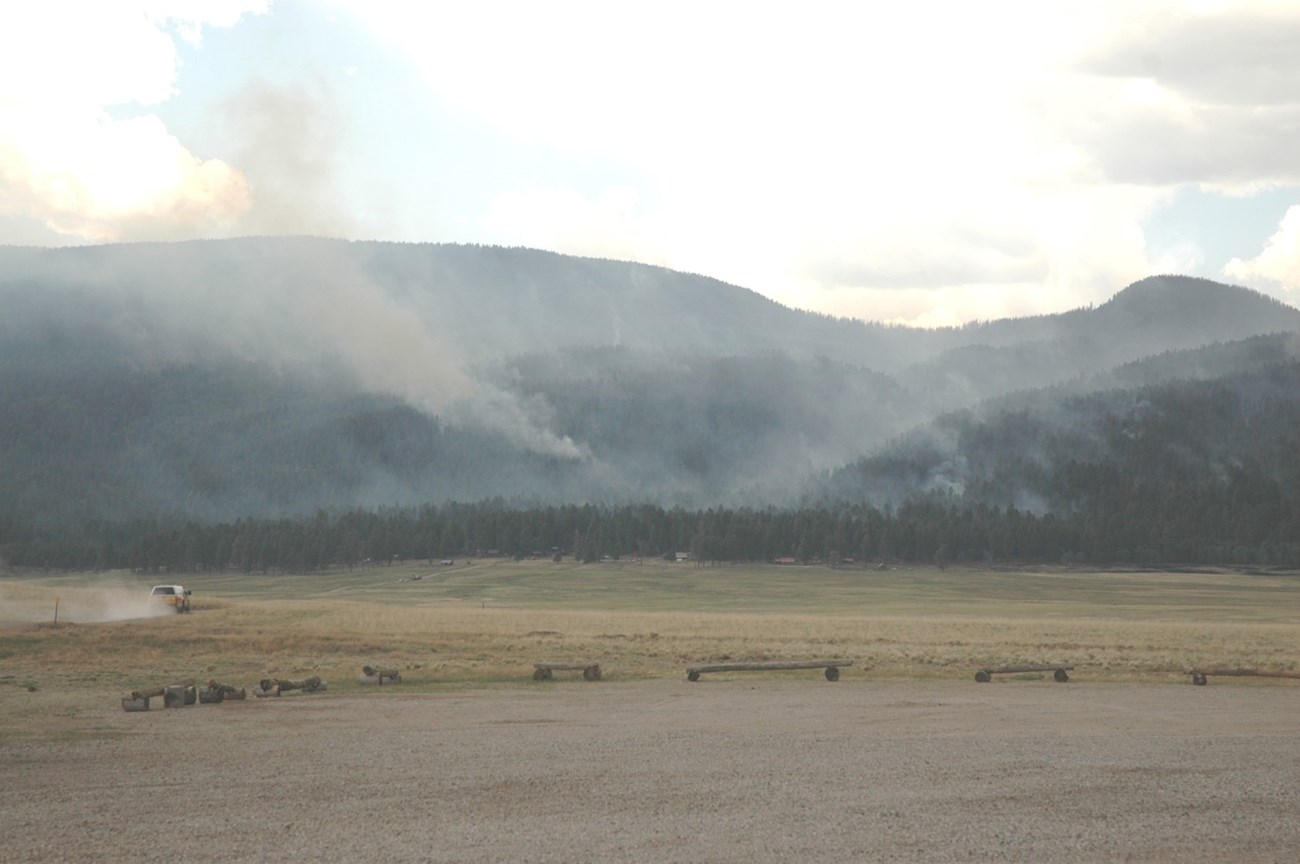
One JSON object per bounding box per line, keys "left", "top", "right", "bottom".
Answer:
{"left": 826, "top": 334, "right": 1300, "bottom": 509}
{"left": 2, "top": 238, "right": 1298, "bottom": 568}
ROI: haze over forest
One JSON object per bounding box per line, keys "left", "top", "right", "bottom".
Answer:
{"left": 2, "top": 238, "right": 1299, "bottom": 566}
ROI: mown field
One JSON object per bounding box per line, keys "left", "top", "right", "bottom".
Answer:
{"left": 3, "top": 559, "right": 1299, "bottom": 744}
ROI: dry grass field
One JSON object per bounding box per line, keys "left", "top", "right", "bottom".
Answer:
{"left": 2, "top": 559, "right": 1298, "bottom": 745}
{"left": 4, "top": 560, "right": 1300, "bottom": 862}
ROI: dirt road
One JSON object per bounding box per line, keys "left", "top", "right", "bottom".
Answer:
{"left": 2, "top": 680, "right": 1297, "bottom": 862}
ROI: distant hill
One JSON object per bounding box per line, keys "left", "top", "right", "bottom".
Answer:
{"left": 1, "top": 239, "right": 1298, "bottom": 531}
{"left": 823, "top": 333, "right": 1300, "bottom": 523}
{"left": 894, "top": 276, "right": 1300, "bottom": 407}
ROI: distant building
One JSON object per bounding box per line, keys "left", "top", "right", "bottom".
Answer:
{"left": 675, "top": 552, "right": 690, "bottom": 562}
{"left": 773, "top": 556, "right": 797, "bottom": 565}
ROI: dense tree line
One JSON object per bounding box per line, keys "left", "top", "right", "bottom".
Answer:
{"left": 4, "top": 482, "right": 1299, "bottom": 573}
{"left": 6, "top": 346, "right": 1298, "bottom": 574}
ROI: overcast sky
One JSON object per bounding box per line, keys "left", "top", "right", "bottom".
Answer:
{"left": 2, "top": 1, "right": 1298, "bottom": 326}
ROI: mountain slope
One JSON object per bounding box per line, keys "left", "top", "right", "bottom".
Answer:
{"left": 895, "top": 276, "right": 1300, "bottom": 406}
{"left": 2, "top": 238, "right": 1298, "bottom": 528}
{"left": 823, "top": 333, "right": 1300, "bottom": 520}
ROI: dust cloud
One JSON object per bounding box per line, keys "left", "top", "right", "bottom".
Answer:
{"left": 0, "top": 581, "right": 172, "bottom": 624}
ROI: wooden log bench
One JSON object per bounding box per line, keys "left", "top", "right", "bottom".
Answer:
{"left": 165, "top": 681, "right": 197, "bottom": 708}
{"left": 533, "top": 662, "right": 602, "bottom": 681}
{"left": 359, "top": 665, "right": 402, "bottom": 685}
{"left": 685, "top": 659, "right": 853, "bottom": 682}
{"left": 199, "top": 680, "right": 247, "bottom": 703}
{"left": 120, "top": 680, "right": 196, "bottom": 711}
{"left": 975, "top": 663, "right": 1073, "bottom": 683}
{"left": 1188, "top": 668, "right": 1300, "bottom": 686}
{"left": 121, "top": 686, "right": 166, "bottom": 712}
{"left": 252, "top": 676, "right": 327, "bottom": 697}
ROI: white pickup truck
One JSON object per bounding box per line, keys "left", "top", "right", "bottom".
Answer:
{"left": 150, "top": 584, "right": 191, "bottom": 613}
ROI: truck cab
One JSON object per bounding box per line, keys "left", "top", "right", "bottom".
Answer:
{"left": 150, "top": 584, "right": 191, "bottom": 613}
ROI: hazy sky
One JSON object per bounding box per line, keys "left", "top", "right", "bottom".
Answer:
{"left": 2, "top": 1, "right": 1299, "bottom": 326}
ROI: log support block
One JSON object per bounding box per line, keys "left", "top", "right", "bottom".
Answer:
{"left": 359, "top": 666, "right": 402, "bottom": 685}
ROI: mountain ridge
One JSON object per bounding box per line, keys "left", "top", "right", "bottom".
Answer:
{"left": 1, "top": 238, "right": 1297, "bottom": 530}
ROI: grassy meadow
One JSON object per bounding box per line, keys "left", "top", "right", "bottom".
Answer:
{"left": 3, "top": 558, "right": 1299, "bottom": 743}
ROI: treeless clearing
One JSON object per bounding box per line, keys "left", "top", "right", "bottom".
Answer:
{"left": 2, "top": 560, "right": 1297, "bottom": 744}
{"left": 3, "top": 562, "right": 1298, "bottom": 861}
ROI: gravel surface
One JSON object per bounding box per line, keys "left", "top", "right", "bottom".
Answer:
{"left": 2, "top": 680, "right": 1297, "bottom": 863}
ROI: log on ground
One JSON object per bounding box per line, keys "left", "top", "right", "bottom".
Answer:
{"left": 975, "top": 663, "right": 1073, "bottom": 682}
{"left": 206, "top": 680, "right": 247, "bottom": 699}
{"left": 685, "top": 659, "right": 853, "bottom": 681}
{"left": 532, "top": 663, "right": 603, "bottom": 681}
{"left": 1188, "top": 668, "right": 1300, "bottom": 684}
{"left": 259, "top": 676, "right": 326, "bottom": 694}
{"left": 979, "top": 664, "right": 1074, "bottom": 675}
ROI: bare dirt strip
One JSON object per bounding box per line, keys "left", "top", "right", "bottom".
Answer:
{"left": 2, "top": 680, "right": 1297, "bottom": 863}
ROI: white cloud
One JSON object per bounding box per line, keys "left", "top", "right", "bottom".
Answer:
{"left": 481, "top": 185, "right": 661, "bottom": 265}
{"left": 0, "top": 2, "right": 264, "bottom": 243}
{"left": 1224, "top": 205, "right": 1300, "bottom": 293}
{"left": 0, "top": 106, "right": 250, "bottom": 241}
{"left": 0, "top": 5, "right": 178, "bottom": 108}
{"left": 1079, "top": 9, "right": 1300, "bottom": 107}
{"left": 6, "top": 1, "right": 1300, "bottom": 325}
{"left": 342, "top": 1, "right": 1300, "bottom": 323}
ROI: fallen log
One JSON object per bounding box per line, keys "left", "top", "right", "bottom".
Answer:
{"left": 532, "top": 663, "right": 602, "bottom": 681}
{"left": 359, "top": 665, "right": 401, "bottom": 685}
{"left": 975, "top": 663, "right": 1073, "bottom": 683}
{"left": 1189, "top": 668, "right": 1300, "bottom": 685}
{"left": 685, "top": 659, "right": 852, "bottom": 682}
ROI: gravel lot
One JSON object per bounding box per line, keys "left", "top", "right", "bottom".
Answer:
{"left": 2, "top": 679, "right": 1297, "bottom": 863}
